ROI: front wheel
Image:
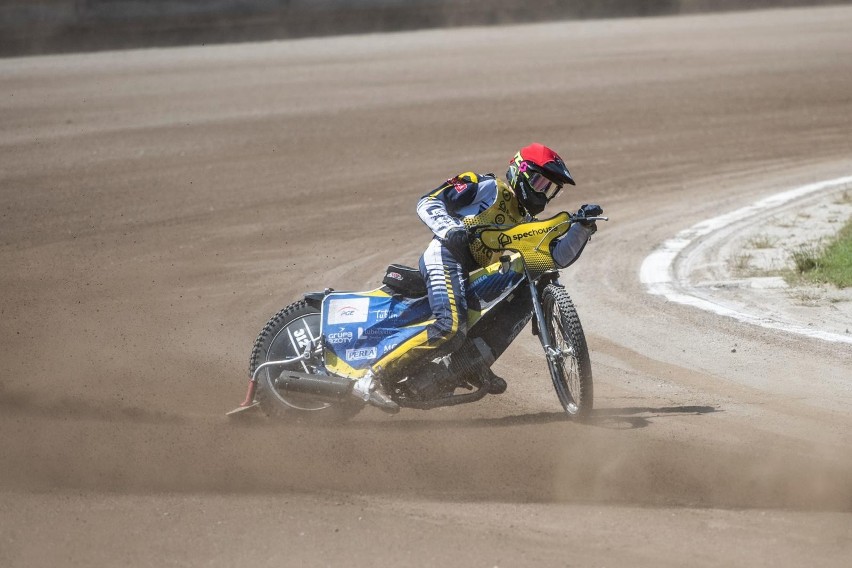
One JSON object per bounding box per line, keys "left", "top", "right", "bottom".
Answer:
{"left": 249, "top": 300, "right": 362, "bottom": 423}
{"left": 540, "top": 284, "right": 593, "bottom": 418}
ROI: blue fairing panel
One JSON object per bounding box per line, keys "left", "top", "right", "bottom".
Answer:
{"left": 320, "top": 256, "right": 527, "bottom": 378}
{"left": 321, "top": 290, "right": 431, "bottom": 377}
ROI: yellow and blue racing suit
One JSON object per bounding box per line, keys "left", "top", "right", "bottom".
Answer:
{"left": 369, "top": 172, "right": 527, "bottom": 378}
{"left": 369, "top": 171, "right": 595, "bottom": 380}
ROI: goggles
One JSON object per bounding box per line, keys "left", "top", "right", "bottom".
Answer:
{"left": 524, "top": 171, "right": 562, "bottom": 200}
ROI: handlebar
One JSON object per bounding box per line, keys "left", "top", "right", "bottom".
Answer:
{"left": 466, "top": 213, "right": 609, "bottom": 234}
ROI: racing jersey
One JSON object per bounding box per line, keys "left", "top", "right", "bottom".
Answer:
{"left": 417, "top": 172, "right": 529, "bottom": 267}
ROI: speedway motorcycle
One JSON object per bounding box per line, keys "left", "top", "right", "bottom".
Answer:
{"left": 229, "top": 211, "right": 607, "bottom": 421}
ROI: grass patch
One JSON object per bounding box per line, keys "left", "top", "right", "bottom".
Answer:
{"left": 789, "top": 288, "right": 822, "bottom": 305}
{"left": 731, "top": 253, "right": 752, "bottom": 274}
{"left": 746, "top": 234, "right": 777, "bottom": 249}
{"left": 790, "top": 244, "right": 821, "bottom": 273}
{"left": 787, "top": 217, "right": 852, "bottom": 288}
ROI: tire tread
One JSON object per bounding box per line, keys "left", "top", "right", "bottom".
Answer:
{"left": 541, "top": 284, "right": 594, "bottom": 418}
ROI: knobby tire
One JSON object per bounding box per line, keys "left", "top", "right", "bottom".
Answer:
{"left": 541, "top": 284, "right": 594, "bottom": 418}
{"left": 249, "top": 300, "right": 362, "bottom": 423}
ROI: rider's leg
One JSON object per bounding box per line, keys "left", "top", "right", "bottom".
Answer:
{"left": 352, "top": 240, "right": 468, "bottom": 409}
{"left": 369, "top": 238, "right": 468, "bottom": 380}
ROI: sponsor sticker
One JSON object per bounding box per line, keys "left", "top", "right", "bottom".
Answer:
{"left": 451, "top": 177, "right": 468, "bottom": 193}
{"left": 512, "top": 227, "right": 551, "bottom": 241}
{"left": 346, "top": 347, "right": 377, "bottom": 361}
{"left": 327, "top": 298, "right": 370, "bottom": 325}
{"left": 326, "top": 328, "right": 354, "bottom": 345}
{"left": 364, "top": 326, "right": 396, "bottom": 337}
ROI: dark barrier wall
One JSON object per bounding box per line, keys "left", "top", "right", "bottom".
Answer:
{"left": 1, "top": 0, "right": 848, "bottom": 56}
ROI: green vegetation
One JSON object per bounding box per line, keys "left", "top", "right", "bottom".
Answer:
{"left": 790, "top": 244, "right": 821, "bottom": 273}
{"left": 787, "top": 217, "right": 852, "bottom": 288}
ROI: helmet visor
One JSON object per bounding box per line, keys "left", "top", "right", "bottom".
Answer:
{"left": 524, "top": 171, "right": 562, "bottom": 200}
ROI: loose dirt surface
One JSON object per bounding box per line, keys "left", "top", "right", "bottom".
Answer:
{"left": 2, "top": 7, "right": 852, "bottom": 567}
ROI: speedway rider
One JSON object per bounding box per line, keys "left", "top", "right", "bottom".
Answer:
{"left": 354, "top": 143, "right": 603, "bottom": 412}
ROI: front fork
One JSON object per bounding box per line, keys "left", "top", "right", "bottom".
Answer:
{"left": 527, "top": 268, "right": 564, "bottom": 368}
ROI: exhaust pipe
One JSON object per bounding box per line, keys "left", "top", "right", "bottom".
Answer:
{"left": 275, "top": 370, "right": 354, "bottom": 401}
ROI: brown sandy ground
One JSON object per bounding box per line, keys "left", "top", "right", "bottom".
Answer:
{"left": 1, "top": 6, "right": 852, "bottom": 566}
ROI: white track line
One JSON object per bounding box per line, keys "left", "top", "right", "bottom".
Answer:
{"left": 640, "top": 175, "right": 852, "bottom": 344}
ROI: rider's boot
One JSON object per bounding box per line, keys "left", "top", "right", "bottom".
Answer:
{"left": 352, "top": 369, "right": 399, "bottom": 414}
{"left": 410, "top": 360, "right": 506, "bottom": 397}
{"left": 485, "top": 368, "right": 507, "bottom": 395}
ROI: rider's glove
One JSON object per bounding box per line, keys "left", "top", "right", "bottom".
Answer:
{"left": 577, "top": 204, "right": 603, "bottom": 219}
{"left": 576, "top": 204, "right": 603, "bottom": 234}
{"left": 442, "top": 227, "right": 471, "bottom": 259}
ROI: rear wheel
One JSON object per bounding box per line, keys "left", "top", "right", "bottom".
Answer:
{"left": 249, "top": 300, "right": 362, "bottom": 422}
{"left": 540, "top": 284, "right": 593, "bottom": 418}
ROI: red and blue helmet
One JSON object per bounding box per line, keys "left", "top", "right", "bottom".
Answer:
{"left": 506, "top": 143, "right": 575, "bottom": 215}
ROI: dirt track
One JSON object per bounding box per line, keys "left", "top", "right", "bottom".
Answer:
{"left": 2, "top": 7, "right": 852, "bottom": 566}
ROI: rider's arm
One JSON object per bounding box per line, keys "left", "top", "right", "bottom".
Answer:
{"left": 416, "top": 173, "right": 481, "bottom": 239}
{"left": 551, "top": 223, "right": 594, "bottom": 268}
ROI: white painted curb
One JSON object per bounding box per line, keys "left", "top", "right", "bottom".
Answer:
{"left": 640, "top": 176, "right": 852, "bottom": 344}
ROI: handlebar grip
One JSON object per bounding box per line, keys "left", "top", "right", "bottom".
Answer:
{"left": 570, "top": 215, "right": 609, "bottom": 223}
